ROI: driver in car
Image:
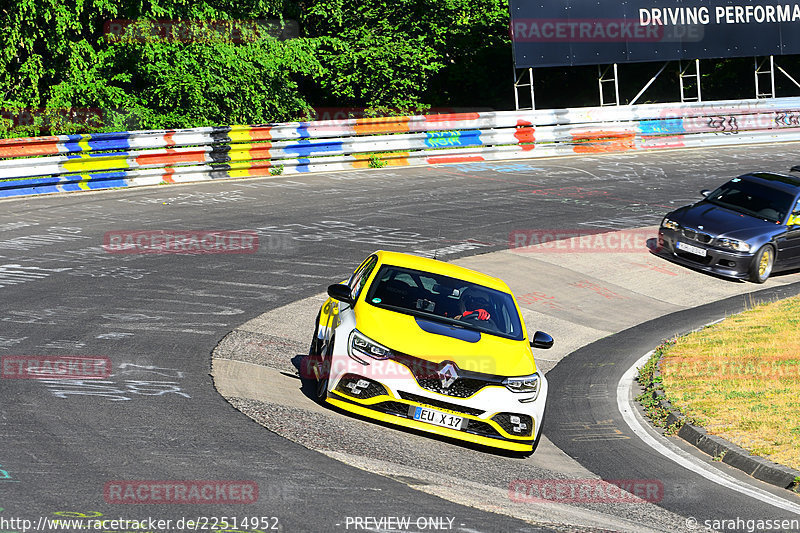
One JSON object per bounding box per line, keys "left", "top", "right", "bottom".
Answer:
{"left": 455, "top": 289, "right": 492, "bottom": 321}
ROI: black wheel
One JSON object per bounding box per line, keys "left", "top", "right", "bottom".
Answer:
{"left": 748, "top": 245, "right": 774, "bottom": 283}
{"left": 314, "top": 334, "right": 334, "bottom": 404}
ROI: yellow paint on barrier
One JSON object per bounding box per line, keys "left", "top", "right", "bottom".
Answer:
{"left": 62, "top": 155, "right": 129, "bottom": 174}
{"left": 78, "top": 138, "right": 91, "bottom": 153}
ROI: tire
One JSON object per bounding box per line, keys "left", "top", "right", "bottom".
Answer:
{"left": 748, "top": 245, "right": 775, "bottom": 283}
{"left": 314, "top": 334, "right": 334, "bottom": 404}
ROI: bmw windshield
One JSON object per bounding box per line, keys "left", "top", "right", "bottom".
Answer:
{"left": 365, "top": 265, "right": 524, "bottom": 340}
{"left": 705, "top": 178, "right": 794, "bottom": 223}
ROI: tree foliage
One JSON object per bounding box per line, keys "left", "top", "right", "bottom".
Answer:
{"left": 0, "top": 0, "right": 514, "bottom": 136}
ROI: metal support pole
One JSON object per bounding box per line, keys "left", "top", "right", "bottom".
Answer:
{"left": 630, "top": 62, "right": 669, "bottom": 105}
{"left": 597, "top": 64, "right": 620, "bottom": 106}
{"left": 679, "top": 60, "right": 702, "bottom": 102}
{"left": 529, "top": 68, "right": 535, "bottom": 111}
{"left": 755, "top": 56, "right": 776, "bottom": 99}
{"left": 512, "top": 67, "right": 536, "bottom": 110}
{"left": 694, "top": 59, "right": 702, "bottom": 102}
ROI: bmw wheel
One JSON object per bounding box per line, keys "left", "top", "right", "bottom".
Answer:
{"left": 748, "top": 245, "right": 774, "bottom": 283}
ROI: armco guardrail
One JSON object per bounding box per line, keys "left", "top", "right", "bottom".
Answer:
{"left": 2, "top": 97, "right": 800, "bottom": 198}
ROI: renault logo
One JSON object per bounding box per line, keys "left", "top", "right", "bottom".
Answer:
{"left": 438, "top": 363, "right": 459, "bottom": 389}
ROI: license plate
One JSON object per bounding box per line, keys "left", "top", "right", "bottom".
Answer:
{"left": 676, "top": 241, "right": 707, "bottom": 257}
{"left": 412, "top": 406, "right": 464, "bottom": 430}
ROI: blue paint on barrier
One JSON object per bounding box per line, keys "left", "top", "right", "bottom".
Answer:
{"left": 64, "top": 150, "right": 130, "bottom": 159}
{"left": 294, "top": 158, "right": 311, "bottom": 173}
{"left": 639, "top": 119, "right": 686, "bottom": 135}
{"left": 283, "top": 140, "right": 344, "bottom": 157}
{"left": 424, "top": 130, "right": 483, "bottom": 148}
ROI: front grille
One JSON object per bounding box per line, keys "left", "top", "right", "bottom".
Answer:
{"left": 399, "top": 391, "right": 485, "bottom": 416}
{"left": 416, "top": 377, "right": 487, "bottom": 398}
{"left": 335, "top": 374, "right": 388, "bottom": 399}
{"left": 492, "top": 413, "right": 533, "bottom": 437}
{"left": 464, "top": 419, "right": 501, "bottom": 438}
{"left": 681, "top": 228, "right": 713, "bottom": 244}
{"left": 390, "top": 352, "right": 503, "bottom": 399}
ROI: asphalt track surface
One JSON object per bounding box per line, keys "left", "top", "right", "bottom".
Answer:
{"left": 2, "top": 145, "right": 800, "bottom": 532}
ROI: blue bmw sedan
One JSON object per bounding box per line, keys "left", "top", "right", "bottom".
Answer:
{"left": 656, "top": 171, "right": 800, "bottom": 283}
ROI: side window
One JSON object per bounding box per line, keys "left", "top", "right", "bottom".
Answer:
{"left": 348, "top": 256, "right": 378, "bottom": 301}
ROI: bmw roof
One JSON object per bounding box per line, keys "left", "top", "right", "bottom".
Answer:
{"left": 738, "top": 171, "right": 800, "bottom": 194}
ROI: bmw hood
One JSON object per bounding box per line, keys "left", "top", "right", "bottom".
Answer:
{"left": 670, "top": 202, "right": 782, "bottom": 240}
{"left": 354, "top": 305, "right": 536, "bottom": 377}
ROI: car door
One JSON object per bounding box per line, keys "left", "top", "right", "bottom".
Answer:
{"left": 778, "top": 197, "right": 800, "bottom": 266}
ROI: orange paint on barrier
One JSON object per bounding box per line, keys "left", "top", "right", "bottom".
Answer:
{"left": 354, "top": 116, "right": 410, "bottom": 135}
{"left": 514, "top": 119, "right": 536, "bottom": 151}
{"left": 161, "top": 167, "right": 175, "bottom": 183}
{"left": 0, "top": 142, "right": 60, "bottom": 158}
{"left": 571, "top": 130, "right": 636, "bottom": 153}
{"left": 135, "top": 148, "right": 207, "bottom": 166}
{"left": 351, "top": 152, "right": 410, "bottom": 168}
{"left": 247, "top": 127, "right": 272, "bottom": 141}
{"left": 423, "top": 112, "right": 481, "bottom": 122}
{"left": 163, "top": 131, "right": 176, "bottom": 147}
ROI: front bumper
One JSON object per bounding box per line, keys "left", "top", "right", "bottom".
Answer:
{"left": 655, "top": 228, "right": 754, "bottom": 280}
{"left": 325, "top": 361, "right": 547, "bottom": 453}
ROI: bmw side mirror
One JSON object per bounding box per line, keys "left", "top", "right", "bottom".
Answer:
{"left": 327, "top": 283, "right": 354, "bottom": 306}
{"left": 531, "top": 331, "right": 553, "bottom": 350}
{"left": 700, "top": 189, "right": 710, "bottom": 197}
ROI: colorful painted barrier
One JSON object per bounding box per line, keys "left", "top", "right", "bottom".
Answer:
{"left": 3, "top": 97, "right": 800, "bottom": 198}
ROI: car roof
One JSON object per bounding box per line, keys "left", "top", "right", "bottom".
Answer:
{"left": 372, "top": 250, "right": 512, "bottom": 293}
{"left": 739, "top": 172, "right": 800, "bottom": 194}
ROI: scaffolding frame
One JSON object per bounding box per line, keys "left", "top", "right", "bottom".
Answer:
{"left": 513, "top": 58, "right": 800, "bottom": 110}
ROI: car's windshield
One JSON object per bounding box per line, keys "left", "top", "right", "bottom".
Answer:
{"left": 705, "top": 178, "right": 794, "bottom": 223}
{"left": 365, "top": 265, "right": 524, "bottom": 340}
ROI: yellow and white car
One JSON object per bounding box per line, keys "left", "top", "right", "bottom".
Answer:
{"left": 307, "top": 250, "right": 552, "bottom": 454}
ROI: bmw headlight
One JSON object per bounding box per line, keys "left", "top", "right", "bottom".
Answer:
{"left": 716, "top": 238, "right": 751, "bottom": 252}
{"left": 503, "top": 373, "right": 540, "bottom": 401}
{"left": 348, "top": 330, "right": 392, "bottom": 364}
{"left": 661, "top": 218, "right": 680, "bottom": 231}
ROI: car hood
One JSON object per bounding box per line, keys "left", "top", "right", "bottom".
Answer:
{"left": 355, "top": 304, "right": 536, "bottom": 377}
{"left": 670, "top": 202, "right": 782, "bottom": 240}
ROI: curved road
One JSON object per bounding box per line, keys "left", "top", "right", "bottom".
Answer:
{"left": 1, "top": 144, "right": 799, "bottom": 532}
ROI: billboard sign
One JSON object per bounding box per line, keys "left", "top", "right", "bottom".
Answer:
{"left": 510, "top": 0, "right": 800, "bottom": 68}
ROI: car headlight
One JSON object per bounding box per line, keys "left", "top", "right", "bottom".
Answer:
{"left": 348, "top": 330, "right": 392, "bottom": 364}
{"left": 661, "top": 218, "right": 680, "bottom": 231}
{"left": 716, "top": 238, "right": 751, "bottom": 252}
{"left": 503, "top": 373, "right": 540, "bottom": 401}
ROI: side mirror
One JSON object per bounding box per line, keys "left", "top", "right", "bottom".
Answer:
{"left": 327, "top": 283, "right": 354, "bottom": 306}
{"left": 530, "top": 331, "right": 554, "bottom": 350}
{"left": 700, "top": 190, "right": 710, "bottom": 197}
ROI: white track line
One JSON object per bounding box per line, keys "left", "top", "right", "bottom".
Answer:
{"left": 617, "top": 351, "right": 800, "bottom": 514}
